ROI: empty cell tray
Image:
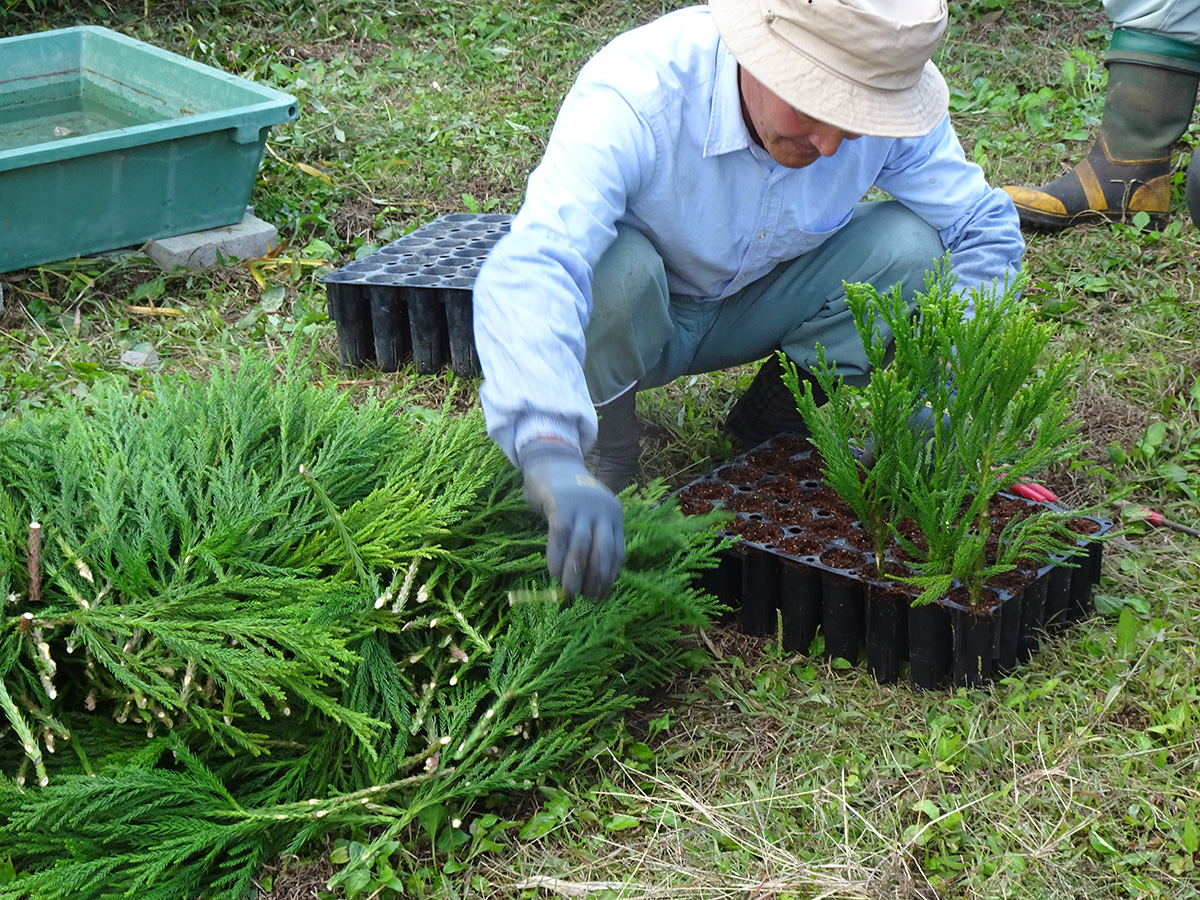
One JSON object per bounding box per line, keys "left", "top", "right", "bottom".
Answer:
{"left": 321, "top": 212, "right": 513, "bottom": 376}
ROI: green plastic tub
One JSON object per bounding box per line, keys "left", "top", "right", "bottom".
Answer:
{"left": 0, "top": 26, "right": 298, "bottom": 273}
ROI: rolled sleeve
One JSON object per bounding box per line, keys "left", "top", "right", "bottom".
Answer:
{"left": 876, "top": 114, "right": 1025, "bottom": 313}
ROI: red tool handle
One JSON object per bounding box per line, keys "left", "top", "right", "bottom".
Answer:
{"left": 1011, "top": 480, "right": 1059, "bottom": 503}
{"left": 1116, "top": 501, "right": 1199, "bottom": 536}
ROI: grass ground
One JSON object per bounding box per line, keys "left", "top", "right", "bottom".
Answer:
{"left": 2, "top": 1, "right": 1199, "bottom": 898}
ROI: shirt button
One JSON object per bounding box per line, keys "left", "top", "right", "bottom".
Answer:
{"left": 757, "top": 231, "right": 766, "bottom": 240}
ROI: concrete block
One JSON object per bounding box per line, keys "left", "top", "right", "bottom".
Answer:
{"left": 146, "top": 211, "right": 278, "bottom": 269}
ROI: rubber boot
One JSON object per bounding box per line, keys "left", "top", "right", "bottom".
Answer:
{"left": 725, "top": 354, "right": 827, "bottom": 450}
{"left": 584, "top": 387, "right": 640, "bottom": 493}
{"left": 1004, "top": 48, "right": 1199, "bottom": 231}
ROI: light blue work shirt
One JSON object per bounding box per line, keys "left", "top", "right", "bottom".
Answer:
{"left": 473, "top": 5, "right": 1023, "bottom": 464}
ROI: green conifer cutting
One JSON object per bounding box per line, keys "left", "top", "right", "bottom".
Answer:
{"left": 0, "top": 342, "right": 724, "bottom": 899}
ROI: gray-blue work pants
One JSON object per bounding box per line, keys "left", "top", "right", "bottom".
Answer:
{"left": 581, "top": 200, "right": 945, "bottom": 405}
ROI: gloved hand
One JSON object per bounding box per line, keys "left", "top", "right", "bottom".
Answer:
{"left": 518, "top": 439, "right": 625, "bottom": 599}
{"left": 859, "top": 401, "right": 953, "bottom": 469}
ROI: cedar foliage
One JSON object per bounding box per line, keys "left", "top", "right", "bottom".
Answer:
{"left": 0, "top": 343, "right": 724, "bottom": 899}
{"left": 785, "top": 263, "right": 1087, "bottom": 607}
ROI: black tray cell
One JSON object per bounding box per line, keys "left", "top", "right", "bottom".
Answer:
{"left": 1066, "top": 535, "right": 1105, "bottom": 621}
{"left": 740, "top": 551, "right": 779, "bottom": 636}
{"left": 908, "top": 602, "right": 952, "bottom": 690}
{"left": 993, "top": 587, "right": 1024, "bottom": 675}
{"left": 865, "top": 585, "right": 908, "bottom": 685}
{"left": 779, "top": 559, "right": 821, "bottom": 654}
{"left": 442, "top": 289, "right": 478, "bottom": 377}
{"left": 1067, "top": 562, "right": 1095, "bottom": 623}
{"left": 821, "top": 573, "right": 863, "bottom": 663}
{"left": 367, "top": 285, "right": 410, "bottom": 372}
{"left": 326, "top": 282, "right": 374, "bottom": 367}
{"left": 1043, "top": 562, "right": 1074, "bottom": 632}
{"left": 700, "top": 549, "right": 743, "bottom": 625}
{"left": 951, "top": 604, "right": 996, "bottom": 688}
{"left": 406, "top": 288, "right": 448, "bottom": 374}
{"left": 1017, "top": 570, "right": 1050, "bottom": 662}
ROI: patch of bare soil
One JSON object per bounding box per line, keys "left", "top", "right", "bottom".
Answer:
{"left": 1044, "top": 384, "right": 1150, "bottom": 505}
{"left": 958, "top": 4, "right": 1108, "bottom": 48}
{"left": 330, "top": 198, "right": 380, "bottom": 244}
{"left": 286, "top": 39, "right": 397, "bottom": 63}
{"left": 259, "top": 854, "right": 333, "bottom": 899}
{"left": 1075, "top": 383, "right": 1150, "bottom": 451}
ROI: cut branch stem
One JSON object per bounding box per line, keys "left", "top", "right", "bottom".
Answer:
{"left": 28, "top": 521, "right": 41, "bottom": 606}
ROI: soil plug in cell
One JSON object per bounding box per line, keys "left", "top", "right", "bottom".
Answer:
{"left": 322, "top": 213, "right": 513, "bottom": 375}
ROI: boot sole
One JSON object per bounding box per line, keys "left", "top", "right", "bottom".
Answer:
{"left": 1015, "top": 203, "right": 1166, "bottom": 232}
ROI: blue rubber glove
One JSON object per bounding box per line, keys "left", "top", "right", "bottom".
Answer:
{"left": 518, "top": 440, "right": 625, "bottom": 599}
{"left": 860, "top": 402, "right": 953, "bottom": 469}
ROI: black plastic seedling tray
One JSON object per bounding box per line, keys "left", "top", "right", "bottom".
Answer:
{"left": 321, "top": 213, "right": 513, "bottom": 375}
{"left": 674, "top": 434, "right": 1111, "bottom": 690}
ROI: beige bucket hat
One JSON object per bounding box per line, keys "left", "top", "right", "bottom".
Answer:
{"left": 709, "top": 0, "right": 950, "bottom": 138}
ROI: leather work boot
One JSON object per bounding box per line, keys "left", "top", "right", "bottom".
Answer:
{"left": 584, "top": 387, "right": 640, "bottom": 493}
{"left": 1004, "top": 45, "right": 1200, "bottom": 231}
{"left": 725, "top": 353, "right": 827, "bottom": 450}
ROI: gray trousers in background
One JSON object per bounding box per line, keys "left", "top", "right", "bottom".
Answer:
{"left": 1106, "top": 0, "right": 1200, "bottom": 40}
{"left": 581, "top": 200, "right": 945, "bottom": 406}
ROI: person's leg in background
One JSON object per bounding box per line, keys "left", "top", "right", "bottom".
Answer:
{"left": 693, "top": 201, "right": 945, "bottom": 450}
{"left": 1004, "top": 0, "right": 1200, "bottom": 230}
{"left": 579, "top": 223, "right": 675, "bottom": 492}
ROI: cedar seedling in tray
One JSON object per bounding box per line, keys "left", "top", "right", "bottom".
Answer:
{"left": 786, "top": 260, "right": 1091, "bottom": 608}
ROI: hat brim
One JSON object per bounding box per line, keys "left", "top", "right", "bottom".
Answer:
{"left": 710, "top": 0, "right": 949, "bottom": 138}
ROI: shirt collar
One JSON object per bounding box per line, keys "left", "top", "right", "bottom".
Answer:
{"left": 704, "top": 41, "right": 756, "bottom": 158}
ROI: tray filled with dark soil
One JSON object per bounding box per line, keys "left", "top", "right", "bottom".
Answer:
{"left": 676, "top": 433, "right": 1111, "bottom": 690}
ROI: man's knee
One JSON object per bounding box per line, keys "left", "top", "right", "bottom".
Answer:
{"left": 856, "top": 201, "right": 945, "bottom": 276}
{"left": 590, "top": 223, "right": 668, "bottom": 320}
{"left": 584, "top": 224, "right": 673, "bottom": 401}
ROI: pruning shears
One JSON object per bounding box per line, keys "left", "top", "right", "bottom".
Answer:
{"left": 1115, "top": 501, "right": 1200, "bottom": 538}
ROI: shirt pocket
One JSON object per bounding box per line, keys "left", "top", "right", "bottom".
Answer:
{"left": 768, "top": 206, "right": 854, "bottom": 262}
